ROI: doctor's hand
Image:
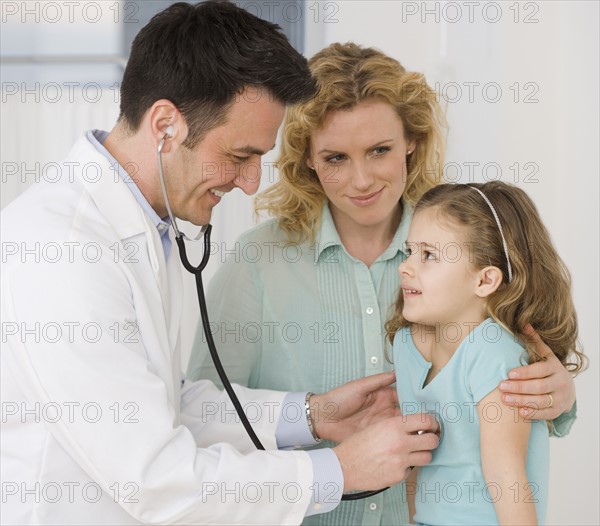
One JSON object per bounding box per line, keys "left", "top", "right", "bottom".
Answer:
{"left": 333, "top": 413, "right": 440, "bottom": 492}
{"left": 498, "top": 325, "right": 576, "bottom": 420}
{"left": 310, "top": 371, "right": 399, "bottom": 444}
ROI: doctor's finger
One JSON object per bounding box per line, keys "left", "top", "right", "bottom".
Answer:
{"left": 401, "top": 413, "right": 440, "bottom": 434}
{"left": 407, "top": 431, "right": 440, "bottom": 452}
{"left": 373, "top": 386, "right": 399, "bottom": 405}
{"left": 355, "top": 371, "right": 397, "bottom": 392}
{"left": 407, "top": 450, "right": 434, "bottom": 468}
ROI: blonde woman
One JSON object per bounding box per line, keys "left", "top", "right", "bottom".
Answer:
{"left": 188, "top": 43, "right": 577, "bottom": 525}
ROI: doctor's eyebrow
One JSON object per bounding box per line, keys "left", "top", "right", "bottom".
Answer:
{"left": 234, "top": 144, "right": 276, "bottom": 156}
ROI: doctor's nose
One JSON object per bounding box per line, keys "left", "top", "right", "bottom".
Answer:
{"left": 234, "top": 161, "right": 262, "bottom": 195}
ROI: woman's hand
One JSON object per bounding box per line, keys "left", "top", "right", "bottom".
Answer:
{"left": 499, "top": 325, "right": 576, "bottom": 420}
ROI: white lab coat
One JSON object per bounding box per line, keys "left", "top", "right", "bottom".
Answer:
{"left": 0, "top": 136, "right": 314, "bottom": 525}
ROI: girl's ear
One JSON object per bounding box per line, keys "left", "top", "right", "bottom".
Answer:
{"left": 475, "top": 266, "right": 503, "bottom": 298}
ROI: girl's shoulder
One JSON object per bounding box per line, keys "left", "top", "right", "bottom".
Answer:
{"left": 467, "top": 319, "right": 524, "bottom": 352}
{"left": 463, "top": 320, "right": 528, "bottom": 402}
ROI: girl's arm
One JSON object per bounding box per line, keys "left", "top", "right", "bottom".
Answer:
{"left": 478, "top": 387, "right": 538, "bottom": 525}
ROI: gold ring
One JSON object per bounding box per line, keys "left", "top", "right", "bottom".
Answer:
{"left": 546, "top": 393, "right": 554, "bottom": 409}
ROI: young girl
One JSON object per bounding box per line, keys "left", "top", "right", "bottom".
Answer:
{"left": 386, "top": 181, "right": 586, "bottom": 525}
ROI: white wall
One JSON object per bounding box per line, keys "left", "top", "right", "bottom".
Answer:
{"left": 310, "top": 1, "right": 598, "bottom": 524}
{"left": 1, "top": 1, "right": 598, "bottom": 523}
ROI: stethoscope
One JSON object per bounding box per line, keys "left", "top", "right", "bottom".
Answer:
{"left": 157, "top": 130, "right": 388, "bottom": 501}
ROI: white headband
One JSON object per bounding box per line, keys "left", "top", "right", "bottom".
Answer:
{"left": 468, "top": 186, "right": 513, "bottom": 283}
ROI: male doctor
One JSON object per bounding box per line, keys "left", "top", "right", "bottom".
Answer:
{"left": 0, "top": 2, "right": 442, "bottom": 524}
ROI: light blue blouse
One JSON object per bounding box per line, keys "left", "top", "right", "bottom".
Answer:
{"left": 394, "top": 320, "right": 549, "bottom": 525}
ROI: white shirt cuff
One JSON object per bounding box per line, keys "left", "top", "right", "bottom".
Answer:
{"left": 304, "top": 448, "right": 343, "bottom": 516}
{"left": 275, "top": 392, "right": 317, "bottom": 449}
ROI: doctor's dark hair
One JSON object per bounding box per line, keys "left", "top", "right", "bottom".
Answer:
{"left": 385, "top": 181, "right": 586, "bottom": 377}
{"left": 118, "top": 1, "right": 316, "bottom": 147}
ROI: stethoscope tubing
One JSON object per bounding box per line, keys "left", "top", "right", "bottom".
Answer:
{"left": 175, "top": 231, "right": 267, "bottom": 451}
{"left": 159, "top": 133, "right": 388, "bottom": 501}
{"left": 177, "top": 229, "right": 388, "bottom": 501}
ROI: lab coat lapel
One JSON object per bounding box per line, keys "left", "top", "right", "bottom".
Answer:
{"left": 143, "top": 219, "right": 183, "bottom": 404}
{"left": 163, "top": 227, "right": 183, "bottom": 349}
{"left": 166, "top": 236, "right": 184, "bottom": 400}
{"left": 68, "top": 137, "right": 146, "bottom": 242}
{"left": 142, "top": 213, "right": 172, "bottom": 321}
{"left": 72, "top": 137, "right": 179, "bottom": 357}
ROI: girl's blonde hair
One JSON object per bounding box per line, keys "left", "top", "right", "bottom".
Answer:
{"left": 385, "top": 181, "right": 586, "bottom": 374}
{"left": 255, "top": 42, "right": 448, "bottom": 243}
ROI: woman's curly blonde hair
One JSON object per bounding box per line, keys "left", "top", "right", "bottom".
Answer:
{"left": 255, "top": 42, "right": 448, "bottom": 243}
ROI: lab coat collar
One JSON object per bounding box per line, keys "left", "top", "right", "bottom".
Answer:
{"left": 67, "top": 135, "right": 149, "bottom": 242}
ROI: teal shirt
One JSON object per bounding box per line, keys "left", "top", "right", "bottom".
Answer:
{"left": 188, "top": 203, "right": 575, "bottom": 526}
{"left": 394, "top": 320, "right": 549, "bottom": 525}
{"left": 188, "top": 203, "right": 413, "bottom": 526}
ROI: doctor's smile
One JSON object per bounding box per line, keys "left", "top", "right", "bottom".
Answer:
{"left": 209, "top": 189, "right": 227, "bottom": 199}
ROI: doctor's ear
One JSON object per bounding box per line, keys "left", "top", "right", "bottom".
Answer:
{"left": 148, "top": 99, "right": 188, "bottom": 152}
{"left": 474, "top": 266, "right": 503, "bottom": 298}
{"left": 158, "top": 123, "right": 187, "bottom": 151}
